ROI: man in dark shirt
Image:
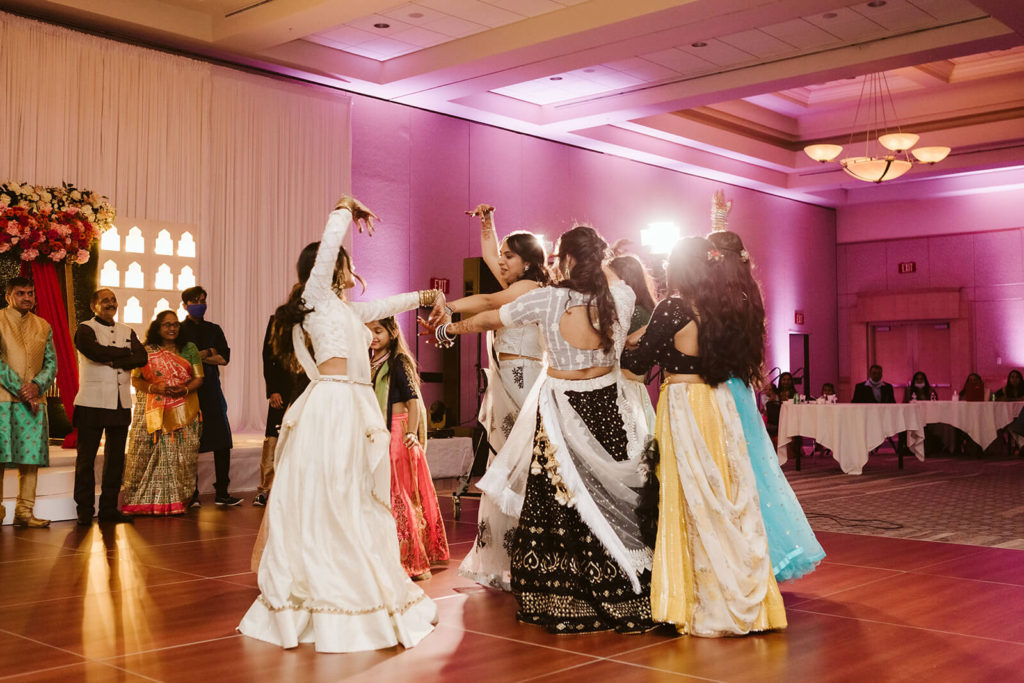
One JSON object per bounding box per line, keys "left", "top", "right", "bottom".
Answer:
{"left": 177, "top": 286, "right": 240, "bottom": 506}
{"left": 254, "top": 315, "right": 308, "bottom": 507}
{"left": 73, "top": 289, "right": 147, "bottom": 525}
{"left": 852, "top": 364, "right": 896, "bottom": 403}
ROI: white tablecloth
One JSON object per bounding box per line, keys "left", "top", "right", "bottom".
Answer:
{"left": 425, "top": 436, "right": 474, "bottom": 478}
{"left": 778, "top": 403, "right": 924, "bottom": 475}
{"left": 915, "top": 401, "right": 1024, "bottom": 451}
{"left": 778, "top": 401, "right": 1024, "bottom": 475}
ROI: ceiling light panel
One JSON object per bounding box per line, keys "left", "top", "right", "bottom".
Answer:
{"left": 718, "top": 29, "right": 796, "bottom": 58}
{"left": 641, "top": 48, "right": 715, "bottom": 75}
{"left": 485, "top": 0, "right": 566, "bottom": 17}
{"left": 417, "top": 0, "right": 523, "bottom": 27}
{"left": 759, "top": 18, "right": 842, "bottom": 50}
{"left": 493, "top": 65, "right": 644, "bottom": 105}
{"left": 308, "top": 0, "right": 576, "bottom": 62}
{"left": 803, "top": 6, "right": 888, "bottom": 40}
{"left": 904, "top": 0, "right": 987, "bottom": 23}
{"left": 852, "top": 0, "right": 935, "bottom": 32}
{"left": 679, "top": 38, "right": 757, "bottom": 66}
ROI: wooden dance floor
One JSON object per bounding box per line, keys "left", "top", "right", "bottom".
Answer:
{"left": 2, "top": 494, "right": 1023, "bottom": 682}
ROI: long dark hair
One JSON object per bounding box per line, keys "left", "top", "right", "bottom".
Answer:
{"left": 504, "top": 231, "right": 550, "bottom": 285}
{"left": 609, "top": 255, "right": 656, "bottom": 313}
{"left": 272, "top": 240, "right": 364, "bottom": 360}
{"left": 668, "top": 231, "right": 766, "bottom": 387}
{"left": 370, "top": 316, "right": 420, "bottom": 391}
{"left": 908, "top": 371, "right": 933, "bottom": 401}
{"left": 145, "top": 310, "right": 186, "bottom": 351}
{"left": 1002, "top": 369, "right": 1024, "bottom": 399}
{"left": 554, "top": 225, "right": 617, "bottom": 353}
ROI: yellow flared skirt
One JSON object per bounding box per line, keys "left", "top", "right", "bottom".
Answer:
{"left": 650, "top": 382, "right": 787, "bottom": 636}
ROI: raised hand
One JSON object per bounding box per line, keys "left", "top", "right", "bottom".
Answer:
{"left": 466, "top": 203, "right": 495, "bottom": 224}
{"left": 334, "top": 195, "right": 380, "bottom": 235}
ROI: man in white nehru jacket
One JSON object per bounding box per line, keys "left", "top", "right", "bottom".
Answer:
{"left": 73, "top": 288, "right": 147, "bottom": 525}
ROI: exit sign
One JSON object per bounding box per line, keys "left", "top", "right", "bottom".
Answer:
{"left": 430, "top": 277, "right": 450, "bottom": 294}
{"left": 794, "top": 310, "right": 805, "bottom": 325}
{"left": 898, "top": 261, "right": 917, "bottom": 274}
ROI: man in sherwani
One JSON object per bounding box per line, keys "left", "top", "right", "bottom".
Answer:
{"left": 0, "top": 277, "right": 57, "bottom": 528}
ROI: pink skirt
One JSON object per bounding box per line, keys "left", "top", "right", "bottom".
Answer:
{"left": 390, "top": 414, "right": 450, "bottom": 576}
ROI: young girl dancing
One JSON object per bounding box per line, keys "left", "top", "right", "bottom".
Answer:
{"left": 368, "top": 316, "right": 449, "bottom": 579}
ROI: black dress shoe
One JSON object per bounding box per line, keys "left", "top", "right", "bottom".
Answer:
{"left": 77, "top": 515, "right": 93, "bottom": 526}
{"left": 97, "top": 511, "right": 134, "bottom": 524}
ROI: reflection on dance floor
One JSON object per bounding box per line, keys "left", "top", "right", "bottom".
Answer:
{"left": 1, "top": 488, "right": 1023, "bottom": 680}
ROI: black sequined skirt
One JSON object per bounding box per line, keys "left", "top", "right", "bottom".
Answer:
{"left": 509, "top": 383, "right": 655, "bottom": 634}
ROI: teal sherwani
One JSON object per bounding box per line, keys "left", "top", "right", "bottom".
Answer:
{"left": 0, "top": 309, "right": 57, "bottom": 467}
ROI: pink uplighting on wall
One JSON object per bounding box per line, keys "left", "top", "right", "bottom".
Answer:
{"left": 350, "top": 94, "right": 838, "bottom": 423}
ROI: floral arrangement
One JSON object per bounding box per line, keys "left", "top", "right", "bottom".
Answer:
{"left": 0, "top": 181, "right": 114, "bottom": 264}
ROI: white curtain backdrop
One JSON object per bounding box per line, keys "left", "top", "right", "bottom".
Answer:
{"left": 0, "top": 12, "right": 352, "bottom": 432}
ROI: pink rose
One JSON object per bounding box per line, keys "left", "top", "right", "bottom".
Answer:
{"left": 75, "top": 249, "right": 90, "bottom": 264}
{"left": 50, "top": 249, "right": 67, "bottom": 262}
{"left": 0, "top": 243, "right": 10, "bottom": 253}
{"left": 19, "top": 248, "right": 38, "bottom": 261}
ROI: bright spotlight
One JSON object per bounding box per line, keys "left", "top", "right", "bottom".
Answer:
{"left": 641, "top": 222, "right": 680, "bottom": 255}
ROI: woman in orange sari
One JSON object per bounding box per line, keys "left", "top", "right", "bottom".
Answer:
{"left": 122, "top": 310, "right": 204, "bottom": 515}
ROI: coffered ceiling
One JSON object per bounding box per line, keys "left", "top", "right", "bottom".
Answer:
{"left": 5, "top": 0, "right": 1024, "bottom": 206}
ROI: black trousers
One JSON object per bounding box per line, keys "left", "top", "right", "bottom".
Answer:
{"left": 210, "top": 448, "right": 231, "bottom": 497}
{"left": 74, "top": 424, "right": 129, "bottom": 517}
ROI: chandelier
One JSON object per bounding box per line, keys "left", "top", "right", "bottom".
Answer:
{"left": 803, "top": 72, "right": 951, "bottom": 183}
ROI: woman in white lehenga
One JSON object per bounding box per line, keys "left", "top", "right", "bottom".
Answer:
{"left": 238, "top": 197, "right": 444, "bottom": 653}
{"left": 447, "top": 204, "right": 548, "bottom": 591}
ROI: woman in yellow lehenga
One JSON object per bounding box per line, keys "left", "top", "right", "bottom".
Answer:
{"left": 622, "top": 234, "right": 789, "bottom": 637}
{"left": 122, "top": 310, "right": 204, "bottom": 515}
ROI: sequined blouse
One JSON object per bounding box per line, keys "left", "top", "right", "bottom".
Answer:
{"left": 620, "top": 296, "right": 701, "bottom": 376}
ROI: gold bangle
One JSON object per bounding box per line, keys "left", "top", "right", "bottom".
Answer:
{"left": 418, "top": 289, "right": 441, "bottom": 307}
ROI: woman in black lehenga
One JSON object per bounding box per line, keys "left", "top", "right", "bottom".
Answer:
{"left": 426, "top": 226, "right": 654, "bottom": 634}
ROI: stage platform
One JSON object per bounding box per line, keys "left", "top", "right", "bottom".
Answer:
{"left": 1, "top": 433, "right": 472, "bottom": 525}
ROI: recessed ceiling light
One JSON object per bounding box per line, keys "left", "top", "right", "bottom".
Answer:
{"left": 691, "top": 41, "right": 708, "bottom": 48}
{"left": 549, "top": 76, "right": 563, "bottom": 81}
{"left": 373, "top": 22, "right": 390, "bottom": 29}
{"left": 408, "top": 12, "right": 424, "bottom": 18}
{"left": 867, "top": 0, "right": 886, "bottom": 7}
{"left": 822, "top": 12, "right": 838, "bottom": 18}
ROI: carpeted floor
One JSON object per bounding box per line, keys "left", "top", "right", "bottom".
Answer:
{"left": 785, "top": 450, "right": 1024, "bottom": 549}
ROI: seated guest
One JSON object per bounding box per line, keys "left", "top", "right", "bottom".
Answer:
{"left": 901, "top": 372, "right": 942, "bottom": 455}
{"left": 993, "top": 370, "right": 1024, "bottom": 401}
{"left": 960, "top": 373, "right": 986, "bottom": 402}
{"left": 852, "top": 365, "right": 895, "bottom": 403}
{"left": 953, "top": 373, "right": 988, "bottom": 457}
{"left": 903, "top": 371, "right": 937, "bottom": 402}
{"left": 777, "top": 372, "right": 799, "bottom": 401}
{"left": 820, "top": 383, "right": 836, "bottom": 399}
{"left": 122, "top": 311, "right": 204, "bottom": 515}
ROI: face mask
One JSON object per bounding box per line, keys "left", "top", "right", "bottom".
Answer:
{"left": 914, "top": 381, "right": 926, "bottom": 388}
{"left": 186, "top": 303, "right": 207, "bottom": 319}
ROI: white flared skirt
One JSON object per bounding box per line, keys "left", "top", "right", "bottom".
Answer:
{"left": 460, "top": 358, "right": 543, "bottom": 590}
{"left": 237, "top": 379, "right": 437, "bottom": 653}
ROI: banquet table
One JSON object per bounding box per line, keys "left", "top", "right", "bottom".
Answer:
{"left": 777, "top": 400, "right": 1024, "bottom": 475}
